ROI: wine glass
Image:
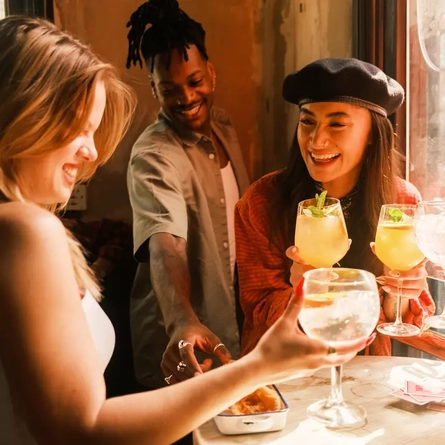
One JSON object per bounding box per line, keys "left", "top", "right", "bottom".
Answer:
{"left": 374, "top": 204, "right": 425, "bottom": 336}
{"left": 414, "top": 200, "right": 445, "bottom": 329}
{"left": 299, "top": 268, "right": 380, "bottom": 428}
{"left": 295, "top": 195, "right": 349, "bottom": 268}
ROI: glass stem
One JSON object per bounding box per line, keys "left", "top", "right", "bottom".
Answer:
{"left": 394, "top": 278, "right": 404, "bottom": 327}
{"left": 329, "top": 365, "right": 344, "bottom": 405}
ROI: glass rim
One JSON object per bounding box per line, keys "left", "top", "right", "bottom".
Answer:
{"left": 298, "top": 197, "right": 340, "bottom": 207}
{"left": 381, "top": 203, "right": 418, "bottom": 209}
{"left": 302, "top": 267, "right": 376, "bottom": 286}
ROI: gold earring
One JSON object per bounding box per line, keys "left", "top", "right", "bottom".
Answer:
{"left": 151, "top": 89, "right": 157, "bottom": 99}
{"left": 212, "top": 76, "right": 217, "bottom": 92}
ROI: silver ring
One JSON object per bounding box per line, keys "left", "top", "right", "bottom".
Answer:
{"left": 327, "top": 345, "right": 337, "bottom": 356}
{"left": 177, "top": 361, "right": 187, "bottom": 372}
{"left": 213, "top": 343, "right": 225, "bottom": 354}
{"left": 178, "top": 340, "right": 192, "bottom": 350}
{"left": 164, "top": 374, "right": 173, "bottom": 385}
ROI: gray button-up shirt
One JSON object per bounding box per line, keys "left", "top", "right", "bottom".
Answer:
{"left": 127, "top": 107, "right": 250, "bottom": 388}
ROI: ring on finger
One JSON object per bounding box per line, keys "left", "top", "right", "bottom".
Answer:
{"left": 213, "top": 343, "right": 225, "bottom": 354}
{"left": 327, "top": 345, "right": 337, "bottom": 356}
{"left": 164, "top": 374, "right": 173, "bottom": 385}
{"left": 177, "top": 360, "right": 187, "bottom": 372}
{"left": 178, "top": 340, "right": 192, "bottom": 350}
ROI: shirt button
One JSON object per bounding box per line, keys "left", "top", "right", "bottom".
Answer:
{"left": 223, "top": 242, "right": 228, "bottom": 249}
{"left": 229, "top": 285, "right": 234, "bottom": 292}
{"left": 220, "top": 197, "right": 225, "bottom": 204}
{"left": 209, "top": 153, "right": 215, "bottom": 160}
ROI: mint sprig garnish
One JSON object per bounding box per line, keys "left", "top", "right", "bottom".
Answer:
{"left": 306, "top": 190, "right": 329, "bottom": 218}
{"left": 389, "top": 208, "right": 404, "bottom": 223}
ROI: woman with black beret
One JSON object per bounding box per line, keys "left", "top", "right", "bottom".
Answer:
{"left": 236, "top": 58, "right": 436, "bottom": 357}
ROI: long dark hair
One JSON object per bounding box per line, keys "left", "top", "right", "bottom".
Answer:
{"left": 270, "top": 111, "right": 403, "bottom": 277}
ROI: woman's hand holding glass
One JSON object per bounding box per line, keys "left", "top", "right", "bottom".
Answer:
{"left": 250, "top": 276, "right": 377, "bottom": 385}
{"left": 297, "top": 268, "right": 380, "bottom": 428}
{"left": 374, "top": 204, "right": 425, "bottom": 336}
{"left": 286, "top": 246, "right": 315, "bottom": 288}
{"left": 371, "top": 242, "right": 428, "bottom": 299}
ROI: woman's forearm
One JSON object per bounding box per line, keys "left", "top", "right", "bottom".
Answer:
{"left": 83, "top": 356, "right": 263, "bottom": 445}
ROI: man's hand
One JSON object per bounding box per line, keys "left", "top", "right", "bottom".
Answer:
{"left": 161, "top": 322, "right": 232, "bottom": 385}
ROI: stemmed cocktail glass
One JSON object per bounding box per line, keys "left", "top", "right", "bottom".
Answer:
{"left": 295, "top": 191, "right": 349, "bottom": 268}
{"left": 374, "top": 204, "right": 425, "bottom": 336}
{"left": 299, "top": 268, "right": 380, "bottom": 428}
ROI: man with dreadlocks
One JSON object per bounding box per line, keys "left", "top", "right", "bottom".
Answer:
{"left": 126, "top": 0, "right": 250, "bottom": 392}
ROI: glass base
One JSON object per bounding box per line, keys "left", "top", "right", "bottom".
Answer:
{"left": 307, "top": 398, "right": 367, "bottom": 428}
{"left": 425, "top": 315, "right": 445, "bottom": 330}
{"left": 376, "top": 322, "right": 420, "bottom": 337}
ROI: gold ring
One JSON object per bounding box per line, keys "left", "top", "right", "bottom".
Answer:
{"left": 327, "top": 345, "right": 337, "bottom": 356}
{"left": 164, "top": 374, "right": 173, "bottom": 385}
{"left": 213, "top": 343, "right": 225, "bottom": 354}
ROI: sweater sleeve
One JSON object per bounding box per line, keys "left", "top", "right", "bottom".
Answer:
{"left": 235, "top": 174, "right": 293, "bottom": 355}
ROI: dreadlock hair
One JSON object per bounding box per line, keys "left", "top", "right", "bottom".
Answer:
{"left": 126, "top": 0, "right": 208, "bottom": 72}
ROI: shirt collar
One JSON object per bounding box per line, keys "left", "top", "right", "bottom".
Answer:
{"left": 157, "top": 107, "right": 208, "bottom": 147}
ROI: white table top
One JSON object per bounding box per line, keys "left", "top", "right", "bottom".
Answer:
{"left": 193, "top": 356, "right": 445, "bottom": 445}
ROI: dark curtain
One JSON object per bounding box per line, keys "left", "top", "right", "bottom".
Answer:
{"left": 353, "top": 0, "right": 407, "bottom": 157}
{"left": 6, "top": 0, "right": 53, "bottom": 20}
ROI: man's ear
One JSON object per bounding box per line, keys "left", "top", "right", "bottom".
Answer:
{"left": 207, "top": 62, "right": 216, "bottom": 91}
{"left": 207, "top": 61, "right": 215, "bottom": 79}
{"left": 150, "top": 78, "right": 158, "bottom": 99}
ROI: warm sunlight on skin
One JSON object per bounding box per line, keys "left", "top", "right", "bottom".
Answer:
{"left": 14, "top": 81, "right": 106, "bottom": 205}
{"left": 151, "top": 45, "right": 215, "bottom": 135}
{"left": 297, "top": 102, "right": 372, "bottom": 198}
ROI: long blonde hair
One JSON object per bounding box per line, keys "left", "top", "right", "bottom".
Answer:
{"left": 0, "top": 16, "right": 136, "bottom": 299}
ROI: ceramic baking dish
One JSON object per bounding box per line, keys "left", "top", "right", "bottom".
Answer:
{"left": 213, "top": 385, "right": 289, "bottom": 435}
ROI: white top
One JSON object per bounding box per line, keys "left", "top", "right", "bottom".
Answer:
{"left": 0, "top": 291, "right": 115, "bottom": 444}
{"left": 220, "top": 161, "right": 240, "bottom": 280}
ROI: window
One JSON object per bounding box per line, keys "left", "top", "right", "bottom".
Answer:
{"left": 0, "top": 1, "right": 5, "bottom": 19}
{"left": 5, "top": 0, "right": 53, "bottom": 20}
{"left": 354, "top": 0, "right": 445, "bottom": 357}
{"left": 353, "top": 0, "right": 407, "bottom": 153}
{"left": 407, "top": 0, "right": 445, "bottom": 200}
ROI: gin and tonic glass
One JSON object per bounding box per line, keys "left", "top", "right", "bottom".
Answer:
{"left": 299, "top": 268, "right": 380, "bottom": 428}
{"left": 414, "top": 200, "right": 445, "bottom": 329}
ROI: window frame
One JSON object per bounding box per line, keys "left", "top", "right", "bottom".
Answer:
{"left": 352, "top": 0, "right": 407, "bottom": 160}
{"left": 5, "top": 0, "right": 53, "bottom": 20}
{"left": 353, "top": 0, "right": 445, "bottom": 359}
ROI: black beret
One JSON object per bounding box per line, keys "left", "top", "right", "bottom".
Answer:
{"left": 282, "top": 58, "right": 404, "bottom": 117}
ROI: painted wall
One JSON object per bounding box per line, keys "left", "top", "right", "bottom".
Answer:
{"left": 53, "top": 0, "right": 352, "bottom": 222}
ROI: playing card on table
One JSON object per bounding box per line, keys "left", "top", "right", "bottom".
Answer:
{"left": 391, "top": 389, "right": 429, "bottom": 405}
{"left": 405, "top": 381, "right": 445, "bottom": 398}
{"left": 391, "top": 379, "right": 445, "bottom": 406}
{"left": 427, "top": 401, "right": 445, "bottom": 412}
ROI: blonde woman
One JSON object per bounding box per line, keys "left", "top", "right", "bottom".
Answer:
{"left": 0, "top": 16, "right": 373, "bottom": 445}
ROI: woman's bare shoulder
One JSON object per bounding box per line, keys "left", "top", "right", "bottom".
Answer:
{"left": 0, "top": 202, "right": 65, "bottom": 245}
